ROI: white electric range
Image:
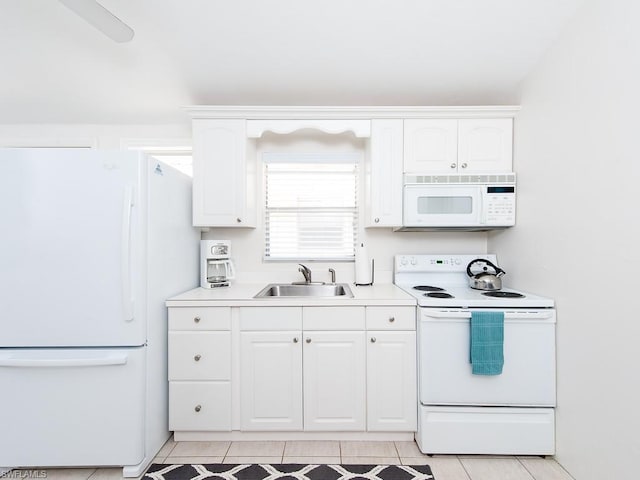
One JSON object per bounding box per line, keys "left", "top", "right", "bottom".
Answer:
{"left": 394, "top": 254, "right": 557, "bottom": 455}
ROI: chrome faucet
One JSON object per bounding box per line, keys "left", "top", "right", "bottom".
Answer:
{"left": 328, "top": 268, "right": 336, "bottom": 284}
{"left": 298, "top": 264, "right": 312, "bottom": 283}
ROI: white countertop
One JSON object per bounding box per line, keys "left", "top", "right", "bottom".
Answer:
{"left": 166, "top": 283, "right": 416, "bottom": 307}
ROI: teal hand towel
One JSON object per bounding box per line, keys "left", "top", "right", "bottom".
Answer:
{"left": 470, "top": 311, "right": 504, "bottom": 375}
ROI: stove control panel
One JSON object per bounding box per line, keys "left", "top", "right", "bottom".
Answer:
{"left": 395, "top": 254, "right": 498, "bottom": 273}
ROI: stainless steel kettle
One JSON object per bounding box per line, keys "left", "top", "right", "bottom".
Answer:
{"left": 466, "top": 258, "right": 506, "bottom": 291}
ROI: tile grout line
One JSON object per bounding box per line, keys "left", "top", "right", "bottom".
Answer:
{"left": 84, "top": 468, "right": 98, "bottom": 480}
{"left": 457, "top": 456, "right": 474, "bottom": 480}
{"left": 517, "top": 456, "right": 537, "bottom": 480}
{"left": 222, "top": 440, "right": 233, "bottom": 463}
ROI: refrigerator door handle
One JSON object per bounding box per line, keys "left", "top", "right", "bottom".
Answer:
{"left": 0, "top": 355, "right": 128, "bottom": 368}
{"left": 122, "top": 187, "right": 134, "bottom": 322}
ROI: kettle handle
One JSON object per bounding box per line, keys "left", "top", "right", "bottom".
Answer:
{"left": 466, "top": 258, "right": 506, "bottom": 278}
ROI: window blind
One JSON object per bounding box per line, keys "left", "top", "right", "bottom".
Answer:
{"left": 264, "top": 154, "right": 359, "bottom": 261}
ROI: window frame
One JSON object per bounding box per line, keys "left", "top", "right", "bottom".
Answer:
{"left": 262, "top": 152, "right": 362, "bottom": 263}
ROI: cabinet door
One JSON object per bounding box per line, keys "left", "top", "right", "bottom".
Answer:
{"left": 458, "top": 118, "right": 513, "bottom": 173}
{"left": 192, "top": 119, "right": 255, "bottom": 227}
{"left": 366, "top": 119, "right": 403, "bottom": 227}
{"left": 403, "top": 119, "right": 458, "bottom": 173}
{"left": 240, "top": 331, "right": 303, "bottom": 431}
{"left": 367, "top": 331, "right": 417, "bottom": 431}
{"left": 303, "top": 331, "right": 366, "bottom": 431}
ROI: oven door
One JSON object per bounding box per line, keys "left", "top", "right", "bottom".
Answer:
{"left": 403, "top": 185, "right": 481, "bottom": 227}
{"left": 418, "top": 309, "right": 556, "bottom": 406}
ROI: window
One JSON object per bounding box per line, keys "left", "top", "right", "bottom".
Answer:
{"left": 263, "top": 153, "right": 359, "bottom": 261}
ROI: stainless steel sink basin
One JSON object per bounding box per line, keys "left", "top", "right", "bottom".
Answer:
{"left": 254, "top": 283, "right": 354, "bottom": 298}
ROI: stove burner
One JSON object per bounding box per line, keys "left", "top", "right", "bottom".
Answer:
{"left": 482, "top": 291, "right": 525, "bottom": 298}
{"left": 425, "top": 292, "right": 454, "bottom": 299}
{"left": 413, "top": 285, "right": 445, "bottom": 292}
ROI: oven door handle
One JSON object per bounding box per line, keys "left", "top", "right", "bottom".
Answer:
{"left": 422, "top": 310, "right": 555, "bottom": 320}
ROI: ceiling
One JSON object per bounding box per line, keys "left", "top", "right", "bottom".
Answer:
{"left": 1, "top": 0, "right": 584, "bottom": 124}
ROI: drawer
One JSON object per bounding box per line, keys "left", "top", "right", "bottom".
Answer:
{"left": 366, "top": 306, "right": 416, "bottom": 330}
{"left": 168, "top": 332, "right": 231, "bottom": 380}
{"left": 169, "top": 307, "right": 231, "bottom": 331}
{"left": 303, "top": 307, "right": 365, "bottom": 330}
{"left": 169, "top": 382, "right": 231, "bottom": 431}
{"left": 240, "top": 306, "right": 302, "bottom": 331}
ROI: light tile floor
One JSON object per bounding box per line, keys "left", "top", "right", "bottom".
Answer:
{"left": 10, "top": 438, "right": 575, "bottom": 480}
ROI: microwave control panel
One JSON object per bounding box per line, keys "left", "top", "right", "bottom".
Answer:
{"left": 483, "top": 186, "right": 516, "bottom": 225}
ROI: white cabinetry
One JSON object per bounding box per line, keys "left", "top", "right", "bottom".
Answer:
{"left": 365, "top": 119, "right": 403, "bottom": 227}
{"left": 192, "top": 119, "right": 256, "bottom": 227}
{"left": 168, "top": 307, "right": 232, "bottom": 431}
{"left": 366, "top": 307, "right": 417, "bottom": 431}
{"left": 404, "top": 118, "right": 512, "bottom": 173}
{"left": 168, "top": 303, "right": 417, "bottom": 435}
{"left": 239, "top": 306, "right": 367, "bottom": 432}
{"left": 239, "top": 306, "right": 303, "bottom": 431}
{"left": 303, "top": 330, "right": 366, "bottom": 431}
{"left": 240, "top": 331, "right": 303, "bottom": 430}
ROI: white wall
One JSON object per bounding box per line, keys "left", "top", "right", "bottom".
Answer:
{"left": 203, "top": 130, "right": 487, "bottom": 284}
{"left": 488, "top": 1, "right": 640, "bottom": 478}
{"left": 0, "top": 124, "right": 191, "bottom": 149}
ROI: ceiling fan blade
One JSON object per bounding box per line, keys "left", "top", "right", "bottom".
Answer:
{"left": 58, "top": 0, "right": 134, "bottom": 43}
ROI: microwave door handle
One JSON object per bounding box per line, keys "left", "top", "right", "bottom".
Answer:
{"left": 478, "top": 188, "right": 485, "bottom": 224}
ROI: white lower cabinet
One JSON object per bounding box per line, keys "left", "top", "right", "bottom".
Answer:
{"left": 240, "top": 331, "right": 303, "bottom": 430}
{"left": 168, "top": 307, "right": 232, "bottom": 432}
{"left": 303, "top": 331, "right": 366, "bottom": 431}
{"left": 170, "top": 304, "right": 417, "bottom": 435}
{"left": 366, "top": 331, "right": 417, "bottom": 431}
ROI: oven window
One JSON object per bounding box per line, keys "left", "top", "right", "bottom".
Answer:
{"left": 418, "top": 196, "right": 473, "bottom": 214}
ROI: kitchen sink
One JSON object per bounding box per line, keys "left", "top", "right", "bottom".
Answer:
{"left": 254, "top": 283, "right": 354, "bottom": 298}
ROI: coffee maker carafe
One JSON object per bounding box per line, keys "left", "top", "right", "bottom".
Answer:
{"left": 200, "top": 240, "right": 235, "bottom": 288}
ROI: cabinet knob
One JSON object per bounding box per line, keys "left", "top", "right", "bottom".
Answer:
{"left": 461, "top": 163, "right": 468, "bottom": 169}
{"left": 374, "top": 218, "right": 380, "bottom": 223}
{"left": 236, "top": 217, "right": 242, "bottom": 223}
{"left": 450, "top": 163, "right": 457, "bottom": 169}
{"left": 194, "top": 316, "right": 201, "bottom": 323}
{"left": 194, "top": 354, "right": 202, "bottom": 362}
{"left": 194, "top": 405, "right": 202, "bottom": 413}
{"left": 389, "top": 316, "right": 395, "bottom": 323}
{"left": 293, "top": 337, "right": 299, "bottom": 343}
{"left": 305, "top": 338, "right": 311, "bottom": 344}
{"left": 370, "top": 337, "right": 377, "bottom": 343}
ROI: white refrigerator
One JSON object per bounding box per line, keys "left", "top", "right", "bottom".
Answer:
{"left": 0, "top": 149, "right": 199, "bottom": 477}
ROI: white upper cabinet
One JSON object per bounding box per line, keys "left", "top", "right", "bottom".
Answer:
{"left": 365, "top": 119, "right": 403, "bottom": 227}
{"left": 404, "top": 118, "right": 513, "bottom": 174}
{"left": 404, "top": 119, "right": 458, "bottom": 173}
{"left": 458, "top": 119, "right": 513, "bottom": 173}
{"left": 192, "top": 119, "right": 256, "bottom": 228}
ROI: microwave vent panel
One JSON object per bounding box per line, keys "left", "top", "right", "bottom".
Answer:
{"left": 404, "top": 173, "right": 516, "bottom": 185}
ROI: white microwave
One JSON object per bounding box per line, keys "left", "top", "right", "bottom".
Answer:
{"left": 398, "top": 174, "right": 516, "bottom": 231}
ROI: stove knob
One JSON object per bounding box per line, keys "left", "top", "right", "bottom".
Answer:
{"left": 454, "top": 258, "right": 461, "bottom": 265}
{"left": 400, "top": 257, "right": 408, "bottom": 266}
{"left": 410, "top": 257, "right": 417, "bottom": 265}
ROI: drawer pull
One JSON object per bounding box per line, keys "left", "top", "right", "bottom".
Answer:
{"left": 389, "top": 316, "right": 395, "bottom": 323}
{"left": 194, "top": 316, "right": 201, "bottom": 324}
{"left": 293, "top": 337, "right": 299, "bottom": 343}
{"left": 194, "top": 405, "right": 202, "bottom": 413}
{"left": 370, "top": 337, "right": 377, "bottom": 343}
{"left": 305, "top": 338, "right": 311, "bottom": 344}
{"left": 194, "top": 354, "right": 202, "bottom": 362}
